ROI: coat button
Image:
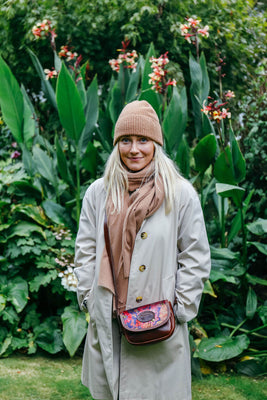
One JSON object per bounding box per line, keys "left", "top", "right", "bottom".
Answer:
{"left": 141, "top": 232, "right": 148, "bottom": 239}
{"left": 136, "top": 296, "right": 143, "bottom": 303}
{"left": 139, "top": 265, "right": 146, "bottom": 272}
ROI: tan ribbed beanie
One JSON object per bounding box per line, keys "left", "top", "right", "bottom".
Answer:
{"left": 113, "top": 100, "right": 163, "bottom": 146}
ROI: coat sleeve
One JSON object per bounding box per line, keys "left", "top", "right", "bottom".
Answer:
{"left": 74, "top": 184, "right": 96, "bottom": 312}
{"left": 175, "top": 182, "right": 211, "bottom": 323}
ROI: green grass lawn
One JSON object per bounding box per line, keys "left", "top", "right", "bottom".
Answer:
{"left": 0, "top": 354, "right": 266, "bottom": 400}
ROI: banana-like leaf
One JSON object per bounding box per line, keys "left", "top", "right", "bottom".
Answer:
{"left": 247, "top": 218, "right": 267, "bottom": 236}
{"left": 56, "top": 62, "right": 86, "bottom": 143}
{"left": 193, "top": 134, "right": 217, "bottom": 173}
{"left": 118, "top": 63, "right": 130, "bottom": 101}
{"left": 163, "top": 86, "right": 187, "bottom": 156}
{"left": 79, "top": 75, "right": 99, "bottom": 152}
{"left": 214, "top": 147, "right": 236, "bottom": 185}
{"left": 76, "top": 73, "right": 87, "bottom": 108}
{"left": 247, "top": 241, "right": 267, "bottom": 255}
{"left": 55, "top": 135, "right": 75, "bottom": 188}
{"left": 33, "top": 146, "right": 57, "bottom": 187}
{"left": 141, "top": 42, "right": 155, "bottom": 91}
{"left": 81, "top": 142, "right": 98, "bottom": 176}
{"left": 109, "top": 81, "right": 124, "bottom": 125}
{"left": 62, "top": 305, "right": 87, "bottom": 357}
{"left": 246, "top": 273, "right": 267, "bottom": 286}
{"left": 0, "top": 55, "right": 24, "bottom": 143}
{"left": 175, "top": 135, "right": 190, "bottom": 178}
{"left": 199, "top": 52, "right": 210, "bottom": 105}
{"left": 228, "top": 189, "right": 254, "bottom": 244}
{"left": 21, "top": 85, "right": 36, "bottom": 149}
{"left": 216, "top": 183, "right": 245, "bottom": 207}
{"left": 246, "top": 286, "right": 258, "bottom": 319}
{"left": 139, "top": 89, "right": 161, "bottom": 119}
{"left": 27, "top": 48, "right": 57, "bottom": 110}
{"left": 195, "top": 334, "right": 250, "bottom": 362}
{"left": 126, "top": 61, "right": 141, "bottom": 102}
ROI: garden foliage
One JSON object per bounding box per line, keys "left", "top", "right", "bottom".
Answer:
{"left": 0, "top": 5, "right": 266, "bottom": 376}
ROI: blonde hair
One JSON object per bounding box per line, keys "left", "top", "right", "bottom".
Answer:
{"left": 104, "top": 142, "right": 182, "bottom": 213}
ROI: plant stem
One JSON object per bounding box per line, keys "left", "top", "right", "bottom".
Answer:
{"left": 229, "top": 318, "right": 248, "bottom": 338}
{"left": 221, "top": 322, "right": 267, "bottom": 339}
{"left": 221, "top": 196, "right": 226, "bottom": 247}
{"left": 240, "top": 203, "right": 247, "bottom": 269}
{"left": 76, "top": 148, "right": 81, "bottom": 229}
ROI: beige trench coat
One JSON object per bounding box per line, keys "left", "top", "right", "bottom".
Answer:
{"left": 74, "top": 176, "right": 211, "bottom": 400}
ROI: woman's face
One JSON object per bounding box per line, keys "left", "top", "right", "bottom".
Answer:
{"left": 118, "top": 135, "right": 154, "bottom": 172}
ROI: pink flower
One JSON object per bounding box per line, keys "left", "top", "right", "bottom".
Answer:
{"left": 11, "top": 151, "right": 21, "bottom": 159}
{"left": 109, "top": 40, "right": 138, "bottom": 73}
{"left": 225, "top": 90, "right": 235, "bottom": 98}
{"left": 149, "top": 52, "right": 176, "bottom": 93}
{"left": 197, "top": 25, "right": 209, "bottom": 38}
{"left": 180, "top": 17, "right": 209, "bottom": 44}
{"left": 201, "top": 99, "right": 231, "bottom": 121}
{"left": 44, "top": 68, "right": 58, "bottom": 80}
{"left": 32, "top": 19, "right": 56, "bottom": 41}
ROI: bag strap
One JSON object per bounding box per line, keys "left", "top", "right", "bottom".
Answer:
{"left": 103, "top": 213, "right": 120, "bottom": 316}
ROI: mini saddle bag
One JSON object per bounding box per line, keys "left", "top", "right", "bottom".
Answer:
{"left": 104, "top": 216, "right": 175, "bottom": 345}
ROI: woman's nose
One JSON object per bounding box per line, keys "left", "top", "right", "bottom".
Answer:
{"left": 130, "top": 141, "right": 138, "bottom": 153}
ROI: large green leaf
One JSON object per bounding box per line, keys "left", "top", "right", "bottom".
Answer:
{"left": 199, "top": 52, "right": 210, "bottom": 104}
{"left": 56, "top": 62, "right": 86, "bottom": 143}
{"left": 27, "top": 48, "right": 57, "bottom": 110}
{"left": 247, "top": 218, "right": 267, "bottom": 236}
{"left": 189, "top": 52, "right": 203, "bottom": 138}
{"left": 246, "top": 273, "right": 267, "bottom": 286}
{"left": 21, "top": 85, "right": 36, "bottom": 149}
{"left": 216, "top": 183, "right": 245, "bottom": 207}
{"left": 193, "top": 134, "right": 217, "bottom": 173}
{"left": 118, "top": 63, "right": 130, "bottom": 102}
{"left": 195, "top": 334, "right": 250, "bottom": 362}
{"left": 228, "top": 189, "right": 254, "bottom": 244}
{"left": 214, "top": 147, "right": 236, "bottom": 184}
{"left": 175, "top": 135, "right": 190, "bottom": 178}
{"left": 246, "top": 286, "right": 258, "bottom": 319}
{"left": 229, "top": 125, "right": 246, "bottom": 183}
{"left": 79, "top": 75, "right": 99, "bottom": 152}
{"left": 163, "top": 86, "right": 187, "bottom": 155}
{"left": 35, "top": 319, "right": 64, "bottom": 354}
{"left": 7, "top": 277, "right": 28, "bottom": 313}
{"left": 248, "top": 241, "right": 267, "bottom": 255}
{"left": 62, "top": 305, "right": 87, "bottom": 357}
{"left": 11, "top": 204, "right": 50, "bottom": 227}
{"left": 55, "top": 135, "right": 74, "bottom": 188}
{"left": 0, "top": 56, "right": 24, "bottom": 143}
{"left": 109, "top": 81, "right": 124, "bottom": 125}
{"left": 81, "top": 142, "right": 98, "bottom": 176}
{"left": 8, "top": 221, "right": 46, "bottom": 239}
{"left": 29, "top": 270, "right": 58, "bottom": 292}
{"left": 141, "top": 42, "right": 155, "bottom": 91}
{"left": 139, "top": 89, "right": 161, "bottom": 119}
{"left": 125, "top": 61, "right": 141, "bottom": 102}
{"left": 11, "top": 180, "right": 42, "bottom": 200}
{"left": 32, "top": 146, "right": 57, "bottom": 187}
{"left": 42, "top": 200, "right": 73, "bottom": 227}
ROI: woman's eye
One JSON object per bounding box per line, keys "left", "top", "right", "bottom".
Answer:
{"left": 139, "top": 137, "right": 148, "bottom": 143}
{"left": 121, "top": 138, "right": 130, "bottom": 144}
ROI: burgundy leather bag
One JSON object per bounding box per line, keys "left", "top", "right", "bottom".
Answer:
{"left": 104, "top": 216, "right": 175, "bottom": 345}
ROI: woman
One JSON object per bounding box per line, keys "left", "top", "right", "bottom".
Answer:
{"left": 74, "top": 100, "right": 211, "bottom": 400}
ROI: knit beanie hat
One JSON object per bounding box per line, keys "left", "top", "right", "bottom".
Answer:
{"left": 113, "top": 100, "right": 163, "bottom": 146}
